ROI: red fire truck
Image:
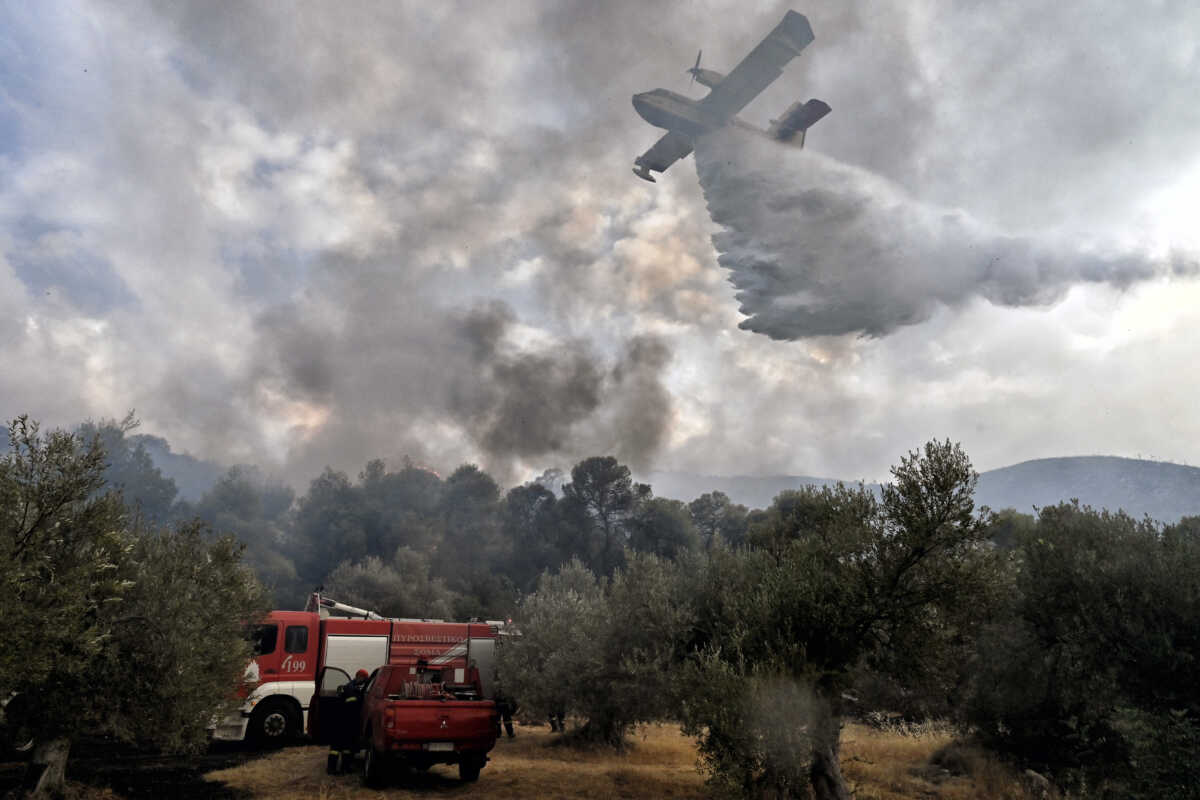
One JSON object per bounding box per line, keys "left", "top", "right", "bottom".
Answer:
{"left": 211, "top": 593, "right": 503, "bottom": 745}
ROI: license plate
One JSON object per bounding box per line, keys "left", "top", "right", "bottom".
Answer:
{"left": 426, "top": 742, "right": 453, "bottom": 752}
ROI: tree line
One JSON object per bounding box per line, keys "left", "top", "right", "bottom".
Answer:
{"left": 4, "top": 415, "right": 1198, "bottom": 798}
{"left": 76, "top": 414, "right": 755, "bottom": 616}
{"left": 497, "top": 442, "right": 1200, "bottom": 799}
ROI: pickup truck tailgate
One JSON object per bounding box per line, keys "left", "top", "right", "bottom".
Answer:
{"left": 383, "top": 700, "right": 497, "bottom": 745}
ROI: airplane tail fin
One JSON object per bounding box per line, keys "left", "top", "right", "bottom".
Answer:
{"left": 768, "top": 98, "right": 832, "bottom": 146}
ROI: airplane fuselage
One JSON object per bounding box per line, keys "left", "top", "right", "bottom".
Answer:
{"left": 632, "top": 88, "right": 787, "bottom": 143}
{"left": 632, "top": 89, "right": 723, "bottom": 138}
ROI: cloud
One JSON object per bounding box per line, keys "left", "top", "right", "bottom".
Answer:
{"left": 694, "top": 128, "right": 1196, "bottom": 339}
{"left": 2, "top": 0, "right": 1200, "bottom": 489}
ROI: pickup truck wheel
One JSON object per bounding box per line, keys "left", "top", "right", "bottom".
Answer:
{"left": 459, "top": 753, "right": 484, "bottom": 782}
{"left": 249, "top": 700, "right": 298, "bottom": 747}
{"left": 362, "top": 743, "right": 388, "bottom": 788}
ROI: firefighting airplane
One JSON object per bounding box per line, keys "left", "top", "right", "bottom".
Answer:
{"left": 631, "top": 9, "right": 830, "bottom": 182}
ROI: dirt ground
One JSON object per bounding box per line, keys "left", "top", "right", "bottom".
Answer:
{"left": 205, "top": 721, "right": 1042, "bottom": 800}
{"left": 0, "top": 739, "right": 258, "bottom": 799}
{"left": 206, "top": 722, "right": 706, "bottom": 800}
{"left": 1, "top": 722, "right": 1043, "bottom": 799}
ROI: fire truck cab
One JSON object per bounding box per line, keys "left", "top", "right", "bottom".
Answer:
{"left": 211, "top": 593, "right": 503, "bottom": 745}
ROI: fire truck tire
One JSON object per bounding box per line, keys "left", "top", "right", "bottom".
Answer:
{"left": 249, "top": 700, "right": 299, "bottom": 747}
{"left": 459, "top": 753, "right": 485, "bottom": 782}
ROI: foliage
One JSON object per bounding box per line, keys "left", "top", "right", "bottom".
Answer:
{"left": 682, "top": 654, "right": 823, "bottom": 799}
{"left": 194, "top": 465, "right": 299, "bottom": 604}
{"left": 144, "top": 448, "right": 698, "bottom": 619}
{"left": 688, "top": 490, "right": 750, "bottom": 548}
{"left": 290, "top": 467, "right": 368, "bottom": 586}
{"left": 967, "top": 504, "right": 1200, "bottom": 795}
{"left": 627, "top": 496, "right": 700, "bottom": 559}
{"left": 683, "top": 440, "right": 1000, "bottom": 799}
{"left": 500, "top": 481, "right": 566, "bottom": 591}
{"left": 0, "top": 416, "right": 130, "bottom": 700}
{"left": 1114, "top": 707, "right": 1200, "bottom": 799}
{"left": 324, "top": 548, "right": 458, "bottom": 620}
{"left": 561, "top": 456, "right": 647, "bottom": 576}
{"left": 0, "top": 415, "right": 268, "bottom": 797}
{"left": 496, "top": 560, "right": 602, "bottom": 731}
{"left": 983, "top": 507, "right": 1036, "bottom": 550}
{"left": 93, "top": 522, "right": 269, "bottom": 752}
{"left": 498, "top": 553, "right": 693, "bottom": 746}
{"left": 20, "top": 409, "right": 1200, "bottom": 797}
{"left": 77, "top": 413, "right": 180, "bottom": 525}
{"left": 433, "top": 464, "right": 506, "bottom": 598}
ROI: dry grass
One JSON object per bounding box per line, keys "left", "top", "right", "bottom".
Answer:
{"left": 203, "top": 722, "right": 1052, "bottom": 800}
{"left": 841, "top": 723, "right": 1055, "bottom": 800}
{"left": 205, "top": 723, "right": 706, "bottom": 800}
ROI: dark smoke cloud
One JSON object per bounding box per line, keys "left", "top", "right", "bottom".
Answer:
{"left": 446, "top": 305, "right": 674, "bottom": 473}
{"left": 607, "top": 335, "right": 673, "bottom": 470}
{"left": 695, "top": 128, "right": 1196, "bottom": 339}
{"left": 245, "top": 266, "right": 674, "bottom": 485}
{"left": 452, "top": 302, "right": 605, "bottom": 460}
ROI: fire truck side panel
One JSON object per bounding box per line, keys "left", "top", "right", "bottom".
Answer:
{"left": 321, "top": 634, "right": 390, "bottom": 677}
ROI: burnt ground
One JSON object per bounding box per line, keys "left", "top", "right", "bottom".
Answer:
{"left": 0, "top": 739, "right": 276, "bottom": 799}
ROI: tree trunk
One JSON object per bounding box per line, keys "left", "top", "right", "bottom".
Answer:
{"left": 578, "top": 713, "right": 625, "bottom": 749}
{"left": 809, "top": 714, "right": 852, "bottom": 800}
{"left": 22, "top": 738, "right": 71, "bottom": 799}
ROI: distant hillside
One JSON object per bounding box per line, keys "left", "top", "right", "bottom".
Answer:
{"left": 645, "top": 456, "right": 1200, "bottom": 523}
{"left": 975, "top": 456, "right": 1200, "bottom": 523}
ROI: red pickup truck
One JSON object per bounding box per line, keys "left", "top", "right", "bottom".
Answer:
{"left": 357, "top": 663, "right": 499, "bottom": 785}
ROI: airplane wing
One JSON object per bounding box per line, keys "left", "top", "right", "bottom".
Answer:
{"left": 699, "top": 10, "right": 815, "bottom": 121}
{"left": 632, "top": 130, "right": 694, "bottom": 182}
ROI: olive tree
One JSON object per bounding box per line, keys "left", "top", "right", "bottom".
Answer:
{"left": 499, "top": 553, "right": 694, "bottom": 746}
{"left": 968, "top": 504, "right": 1200, "bottom": 796}
{"left": 683, "top": 440, "right": 1002, "bottom": 800}
{"left": 0, "top": 416, "right": 267, "bottom": 798}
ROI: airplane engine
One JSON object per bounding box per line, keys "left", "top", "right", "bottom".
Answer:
{"left": 689, "top": 68, "right": 725, "bottom": 89}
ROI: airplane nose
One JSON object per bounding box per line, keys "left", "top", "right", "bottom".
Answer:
{"left": 632, "top": 92, "right": 652, "bottom": 122}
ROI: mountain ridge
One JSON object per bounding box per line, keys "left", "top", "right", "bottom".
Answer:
{"left": 644, "top": 455, "right": 1200, "bottom": 523}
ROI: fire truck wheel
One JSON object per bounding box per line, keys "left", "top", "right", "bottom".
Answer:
{"left": 459, "top": 753, "right": 485, "bottom": 782}
{"left": 249, "top": 700, "right": 298, "bottom": 747}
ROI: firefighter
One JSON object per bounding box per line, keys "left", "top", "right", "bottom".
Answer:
{"left": 327, "top": 669, "right": 369, "bottom": 775}
{"left": 493, "top": 683, "right": 516, "bottom": 739}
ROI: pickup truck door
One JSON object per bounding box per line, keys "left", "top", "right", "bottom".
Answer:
{"left": 308, "top": 666, "right": 351, "bottom": 744}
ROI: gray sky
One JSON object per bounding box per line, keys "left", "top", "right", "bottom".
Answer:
{"left": 2, "top": 0, "right": 1199, "bottom": 488}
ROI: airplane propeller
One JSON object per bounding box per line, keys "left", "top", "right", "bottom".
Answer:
{"left": 687, "top": 49, "right": 702, "bottom": 88}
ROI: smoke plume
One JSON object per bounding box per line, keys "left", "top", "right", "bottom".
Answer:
{"left": 694, "top": 128, "right": 1195, "bottom": 339}
{"left": 450, "top": 304, "right": 674, "bottom": 474}
{"left": 451, "top": 302, "right": 604, "bottom": 461}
